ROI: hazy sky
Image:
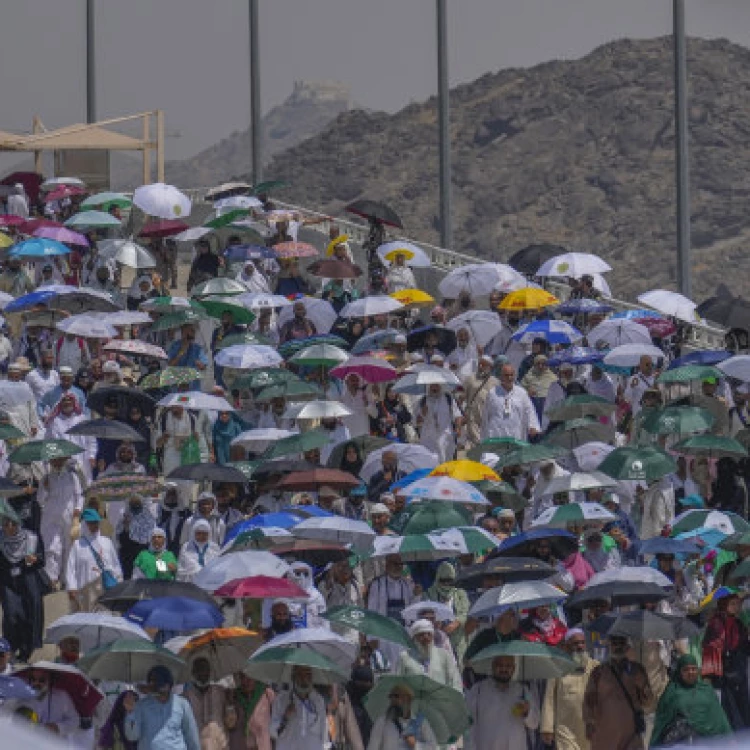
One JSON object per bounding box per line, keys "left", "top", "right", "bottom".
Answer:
{"left": 2, "top": 0, "right": 750, "bottom": 163}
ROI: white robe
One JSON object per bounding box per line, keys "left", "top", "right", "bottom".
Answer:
{"left": 25, "top": 368, "right": 60, "bottom": 403}
{"left": 177, "top": 539, "right": 221, "bottom": 582}
{"left": 367, "top": 714, "right": 438, "bottom": 749}
{"left": 45, "top": 412, "right": 96, "bottom": 484}
{"left": 270, "top": 689, "right": 327, "bottom": 750}
{"left": 65, "top": 532, "right": 122, "bottom": 592}
{"left": 482, "top": 385, "right": 540, "bottom": 441}
{"left": 418, "top": 393, "right": 460, "bottom": 464}
{"left": 339, "top": 387, "right": 378, "bottom": 439}
{"left": 624, "top": 372, "right": 656, "bottom": 416}
{"left": 17, "top": 688, "right": 80, "bottom": 739}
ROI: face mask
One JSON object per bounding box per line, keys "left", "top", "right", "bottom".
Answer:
{"left": 294, "top": 682, "right": 311, "bottom": 697}
{"left": 272, "top": 618, "right": 293, "bottom": 634}
{"left": 165, "top": 499, "right": 178, "bottom": 509}
{"left": 129, "top": 504, "right": 143, "bottom": 515}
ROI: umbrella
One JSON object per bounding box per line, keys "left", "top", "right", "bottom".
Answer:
{"left": 405, "top": 326, "right": 457, "bottom": 356}
{"left": 140, "top": 295, "right": 200, "bottom": 312}
{"left": 498, "top": 288, "right": 559, "bottom": 311}
{"left": 289, "top": 343, "right": 349, "bottom": 368}
{"left": 468, "top": 580, "right": 567, "bottom": 619}
{"left": 148, "top": 309, "right": 214, "bottom": 333}
{"left": 339, "top": 296, "right": 404, "bottom": 318}
{"left": 603, "top": 344, "right": 665, "bottom": 368}
{"left": 256, "top": 380, "right": 321, "bottom": 403}
{"left": 232, "top": 368, "right": 297, "bottom": 391}
{"left": 245, "top": 647, "right": 349, "bottom": 685}
{"left": 367, "top": 533, "right": 468, "bottom": 562}
{"left": 214, "top": 576, "right": 309, "bottom": 600}
{"left": 540, "top": 471, "right": 617, "bottom": 496}
{"left": 489, "top": 529, "right": 579, "bottom": 560}
{"left": 102, "top": 340, "right": 167, "bottom": 360}
{"left": 9, "top": 439, "right": 83, "bottom": 464}
{"left": 587, "top": 319, "right": 653, "bottom": 349}
{"left": 437, "top": 526, "right": 499, "bottom": 555}
{"left": 445, "top": 310, "right": 503, "bottom": 347}
{"left": 376, "top": 241, "right": 431, "bottom": 267}
{"left": 56, "top": 314, "right": 118, "bottom": 339}
{"left": 292, "top": 516, "right": 375, "bottom": 552}
{"left": 105, "top": 240, "right": 156, "bottom": 270}
{"left": 326, "top": 436, "right": 391, "bottom": 468}
{"left": 405, "top": 476, "right": 490, "bottom": 506}
{"left": 215, "top": 344, "right": 282, "bottom": 370}
{"left": 168, "top": 463, "right": 247, "bottom": 483}
{"left": 640, "top": 405, "right": 714, "bottom": 436}
{"left": 97, "top": 579, "right": 217, "bottom": 613}
{"left": 4, "top": 285, "right": 120, "bottom": 314}
{"left": 359, "top": 444, "right": 439, "bottom": 482}
{"left": 586, "top": 611, "right": 699, "bottom": 641}
{"left": 261, "top": 429, "right": 330, "bottom": 460}
{"left": 223, "top": 527, "right": 293, "bottom": 551}
{"left": 547, "top": 395, "right": 615, "bottom": 422}
{"left": 639, "top": 537, "right": 701, "bottom": 555}
{"left": 234, "top": 292, "right": 292, "bottom": 310}
{"left": 672, "top": 509, "right": 750, "bottom": 535}
{"left": 77, "top": 639, "right": 187, "bottom": 683}
{"left": 206, "top": 182, "right": 253, "bottom": 200}
{"left": 104, "top": 311, "right": 152, "bottom": 327}
{"left": 157, "top": 391, "right": 234, "bottom": 412}
{"left": 469, "top": 640, "right": 576, "bottom": 680}
{"left": 307, "top": 258, "right": 363, "bottom": 279}
{"left": 138, "top": 218, "right": 190, "bottom": 238}
{"left": 125, "top": 596, "right": 223, "bottom": 630}
{"left": 471, "top": 480, "right": 528, "bottom": 512}
{"left": 532, "top": 502, "right": 616, "bottom": 528}
{"left": 323, "top": 606, "right": 413, "bottom": 650}
{"left": 273, "top": 241, "right": 318, "bottom": 258}
{"left": 718, "top": 531, "right": 750, "bottom": 551}
{"left": 364, "top": 675, "right": 469, "bottom": 745}
{"left": 556, "top": 299, "right": 614, "bottom": 316}
{"left": 0, "top": 214, "right": 27, "bottom": 227}
{"left": 657, "top": 365, "right": 723, "bottom": 384}
{"left": 133, "top": 182, "right": 191, "bottom": 219}
{"left": 0, "top": 423, "right": 25, "bottom": 441}
{"left": 278, "top": 334, "right": 350, "bottom": 358}
{"left": 401, "top": 600, "right": 456, "bottom": 623}
{"left": 41, "top": 176, "right": 86, "bottom": 190}
{"left": 493, "top": 443, "right": 570, "bottom": 470}
{"left": 65, "top": 419, "right": 145, "bottom": 442}
{"left": 12, "top": 662, "right": 103, "bottom": 718}
{"left": 350, "top": 329, "right": 400, "bottom": 355}
{"left": 140, "top": 367, "right": 201, "bottom": 390}
{"left": 283, "top": 400, "right": 352, "bottom": 421}
{"left": 194, "top": 550, "right": 290, "bottom": 591}
{"left": 598, "top": 445, "right": 676, "bottom": 482}
{"left": 588, "top": 566, "right": 673, "bottom": 588}
{"left": 80, "top": 191, "right": 131, "bottom": 210}
{"left": 277, "top": 297, "right": 337, "bottom": 333}
{"left": 507, "top": 244, "right": 569, "bottom": 274}
{"left": 216, "top": 331, "right": 272, "bottom": 350}
{"left": 64, "top": 211, "right": 120, "bottom": 228}
{"left": 204, "top": 209, "right": 250, "bottom": 229}
{"left": 46, "top": 185, "right": 87, "bottom": 202}
{"left": 567, "top": 581, "right": 671, "bottom": 609}
{"left": 256, "top": 540, "right": 349, "bottom": 567}
{"left": 198, "top": 297, "right": 256, "bottom": 325}
{"left": 438, "top": 263, "right": 505, "bottom": 297}
{"left": 224, "top": 515, "right": 301, "bottom": 542}
{"left": 430, "top": 459, "right": 499, "bottom": 482}
{"left": 329, "top": 356, "right": 397, "bottom": 384}
{"left": 178, "top": 628, "right": 262, "bottom": 681}
{"left": 718, "top": 355, "right": 750, "bottom": 382}
{"left": 544, "top": 417, "right": 614, "bottom": 449}
{"left": 253, "top": 626, "right": 358, "bottom": 671}
{"left": 191, "top": 277, "right": 249, "bottom": 297}
{"left": 512, "top": 320, "right": 583, "bottom": 345}
{"left": 0, "top": 676, "right": 36, "bottom": 702}
{"left": 86, "top": 473, "right": 164, "bottom": 501}
{"left": 456, "top": 557, "right": 557, "bottom": 587}
{"left": 231, "top": 428, "right": 297, "bottom": 451}
{"left": 275, "top": 467, "right": 360, "bottom": 492}
{"left": 638, "top": 289, "right": 698, "bottom": 323}
{"left": 635, "top": 316, "right": 677, "bottom": 338}
{"left": 536, "top": 251, "right": 611, "bottom": 277}
{"left": 402, "top": 503, "right": 473, "bottom": 535}
{"left": 10, "top": 238, "right": 71, "bottom": 258}
{"left": 345, "top": 199, "right": 403, "bottom": 228}
{"left": 45, "top": 612, "right": 150, "bottom": 651}
{"left": 391, "top": 367, "right": 461, "bottom": 396}
{"left": 673, "top": 434, "right": 748, "bottom": 460}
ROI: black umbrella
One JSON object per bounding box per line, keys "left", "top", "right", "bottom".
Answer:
{"left": 272, "top": 541, "right": 352, "bottom": 567}
{"left": 406, "top": 325, "right": 458, "bottom": 355}
{"left": 487, "top": 529, "right": 579, "bottom": 561}
{"left": 87, "top": 387, "right": 156, "bottom": 420}
{"left": 456, "top": 557, "right": 556, "bottom": 589}
{"left": 507, "top": 244, "right": 566, "bottom": 275}
{"left": 251, "top": 460, "right": 320, "bottom": 479}
{"left": 0, "top": 481, "right": 24, "bottom": 499}
{"left": 65, "top": 419, "right": 145, "bottom": 442}
{"left": 697, "top": 288, "right": 750, "bottom": 331}
{"left": 585, "top": 610, "right": 699, "bottom": 641}
{"left": 566, "top": 581, "right": 670, "bottom": 610}
{"left": 168, "top": 464, "right": 248, "bottom": 483}
{"left": 97, "top": 580, "right": 217, "bottom": 614}
{"left": 345, "top": 199, "right": 403, "bottom": 229}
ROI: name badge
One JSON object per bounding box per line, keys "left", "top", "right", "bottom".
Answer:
{"left": 156, "top": 560, "right": 167, "bottom": 573}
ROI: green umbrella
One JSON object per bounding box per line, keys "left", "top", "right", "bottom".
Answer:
{"left": 262, "top": 429, "right": 330, "bottom": 460}
{"left": 81, "top": 192, "right": 132, "bottom": 210}
{"left": 9, "top": 439, "right": 84, "bottom": 464}
{"left": 149, "top": 309, "right": 210, "bottom": 332}
{"left": 366, "top": 533, "right": 468, "bottom": 562}
{"left": 363, "top": 674, "right": 470, "bottom": 745}
{"left": 673, "top": 435, "right": 748, "bottom": 460}
{"left": 657, "top": 365, "right": 724, "bottom": 384}
{"left": 77, "top": 639, "right": 187, "bottom": 683}
{"left": 327, "top": 435, "right": 391, "bottom": 468}
{"left": 225, "top": 527, "right": 291, "bottom": 551}
{"left": 140, "top": 367, "right": 200, "bottom": 390}
{"left": 65, "top": 210, "right": 121, "bottom": 228}
{"left": 640, "top": 406, "right": 714, "bottom": 436}
{"left": 232, "top": 368, "right": 298, "bottom": 390}
{"left": 0, "top": 423, "right": 25, "bottom": 440}
{"left": 728, "top": 558, "right": 750, "bottom": 582}
{"left": 471, "top": 480, "right": 528, "bottom": 512}
{"left": 216, "top": 331, "right": 272, "bottom": 349}
{"left": 543, "top": 417, "right": 614, "bottom": 450}
{"left": 468, "top": 640, "right": 577, "bottom": 680}
{"left": 451, "top": 526, "right": 501, "bottom": 554}
{"left": 719, "top": 531, "right": 750, "bottom": 551}
{"left": 225, "top": 461, "right": 263, "bottom": 481}
{"left": 255, "top": 380, "right": 322, "bottom": 403}
{"left": 493, "top": 443, "right": 569, "bottom": 470}
{"left": 252, "top": 180, "right": 287, "bottom": 195}
{"left": 547, "top": 394, "right": 615, "bottom": 422}
{"left": 198, "top": 297, "right": 256, "bottom": 325}
{"left": 466, "top": 437, "right": 529, "bottom": 461}
{"left": 598, "top": 445, "right": 676, "bottom": 482}
{"left": 323, "top": 605, "right": 413, "bottom": 650}
{"left": 403, "top": 503, "right": 472, "bottom": 535}
{"left": 289, "top": 344, "right": 349, "bottom": 368}
{"left": 141, "top": 296, "right": 203, "bottom": 313}
{"left": 278, "top": 335, "right": 350, "bottom": 358}
{"left": 244, "top": 647, "right": 348, "bottom": 685}
{"left": 203, "top": 209, "right": 250, "bottom": 229}
{"left": 672, "top": 509, "right": 749, "bottom": 535}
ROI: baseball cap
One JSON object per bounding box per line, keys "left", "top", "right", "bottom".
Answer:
{"left": 81, "top": 508, "right": 102, "bottom": 523}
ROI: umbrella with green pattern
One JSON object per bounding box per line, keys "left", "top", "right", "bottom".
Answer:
{"left": 323, "top": 606, "right": 413, "bottom": 650}
{"left": 77, "top": 638, "right": 187, "bottom": 683}
{"left": 598, "top": 445, "right": 676, "bottom": 482}
{"left": 9, "top": 439, "right": 84, "bottom": 464}
{"left": 198, "top": 297, "right": 256, "bottom": 325}
{"left": 493, "top": 443, "right": 570, "bottom": 470}
{"left": 140, "top": 296, "right": 202, "bottom": 313}
{"left": 244, "top": 647, "right": 348, "bottom": 685}
{"left": 471, "top": 480, "right": 528, "bottom": 512}
{"left": 261, "top": 429, "right": 330, "bottom": 460}
{"left": 673, "top": 434, "right": 748, "bottom": 460}
{"left": 547, "top": 394, "right": 616, "bottom": 422}
{"left": 203, "top": 209, "right": 250, "bottom": 229}
{"left": 0, "top": 424, "right": 25, "bottom": 440}
{"left": 468, "top": 640, "right": 576, "bottom": 680}
{"left": 215, "top": 331, "right": 272, "bottom": 349}
{"left": 466, "top": 437, "right": 529, "bottom": 461}
{"left": 278, "top": 335, "right": 350, "bottom": 358}
{"left": 140, "top": 367, "right": 200, "bottom": 390}
{"left": 149, "top": 309, "right": 211, "bottom": 332}
{"left": 640, "top": 406, "right": 714, "bottom": 436}
{"left": 543, "top": 417, "right": 614, "bottom": 449}
{"left": 232, "top": 368, "right": 298, "bottom": 391}
{"left": 403, "top": 503, "right": 472, "bottom": 535}
{"left": 657, "top": 365, "right": 724, "bottom": 384}
{"left": 255, "top": 380, "right": 322, "bottom": 403}
{"left": 289, "top": 344, "right": 349, "bottom": 368}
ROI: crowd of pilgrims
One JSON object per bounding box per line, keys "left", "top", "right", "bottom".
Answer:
{"left": 0, "top": 183, "right": 747, "bottom": 749}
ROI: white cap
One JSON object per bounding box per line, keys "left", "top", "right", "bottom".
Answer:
{"left": 408, "top": 619, "right": 434, "bottom": 637}
{"left": 102, "top": 361, "right": 121, "bottom": 374}
{"left": 370, "top": 503, "right": 391, "bottom": 516}
{"left": 394, "top": 334, "right": 407, "bottom": 345}
{"left": 59, "top": 366, "right": 73, "bottom": 376}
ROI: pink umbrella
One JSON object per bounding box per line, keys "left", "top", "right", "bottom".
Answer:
{"left": 214, "top": 576, "right": 309, "bottom": 600}
{"left": 634, "top": 317, "right": 677, "bottom": 338}
{"left": 274, "top": 241, "right": 318, "bottom": 259}
{"left": 45, "top": 185, "right": 86, "bottom": 203}
{"left": 13, "top": 661, "right": 104, "bottom": 717}
{"left": 103, "top": 340, "right": 167, "bottom": 360}
{"left": 0, "top": 215, "right": 25, "bottom": 227}
{"left": 34, "top": 226, "right": 89, "bottom": 247}
{"left": 330, "top": 355, "right": 398, "bottom": 384}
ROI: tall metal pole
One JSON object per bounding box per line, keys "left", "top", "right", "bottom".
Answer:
{"left": 436, "top": 0, "right": 452, "bottom": 249}
{"left": 86, "top": 0, "right": 96, "bottom": 123}
{"left": 674, "top": 0, "right": 691, "bottom": 297}
{"left": 249, "top": 0, "right": 262, "bottom": 185}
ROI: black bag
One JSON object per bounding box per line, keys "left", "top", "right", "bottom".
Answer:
{"left": 609, "top": 664, "right": 646, "bottom": 735}
{"left": 659, "top": 714, "right": 696, "bottom": 746}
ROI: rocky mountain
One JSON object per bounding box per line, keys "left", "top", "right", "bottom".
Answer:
{"left": 257, "top": 37, "right": 750, "bottom": 301}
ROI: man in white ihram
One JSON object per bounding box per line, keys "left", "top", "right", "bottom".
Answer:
{"left": 482, "top": 364, "right": 540, "bottom": 441}
{"left": 270, "top": 665, "right": 327, "bottom": 750}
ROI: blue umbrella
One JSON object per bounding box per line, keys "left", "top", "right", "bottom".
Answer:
{"left": 352, "top": 329, "right": 401, "bottom": 355}
{"left": 225, "top": 244, "right": 277, "bottom": 262}
{"left": 4, "top": 288, "right": 58, "bottom": 313}
{"left": 125, "top": 596, "right": 223, "bottom": 631}
{"left": 0, "top": 675, "right": 36, "bottom": 701}
{"left": 668, "top": 350, "right": 732, "bottom": 370}
{"left": 389, "top": 468, "right": 433, "bottom": 492}
{"left": 611, "top": 309, "right": 663, "bottom": 320}
{"left": 639, "top": 537, "right": 701, "bottom": 556}
{"left": 489, "top": 528, "right": 579, "bottom": 560}
{"left": 548, "top": 347, "right": 604, "bottom": 366}
{"left": 9, "top": 238, "right": 71, "bottom": 258}
{"left": 556, "top": 298, "right": 613, "bottom": 315}
{"left": 224, "top": 512, "right": 301, "bottom": 544}
{"left": 673, "top": 526, "right": 728, "bottom": 550}
{"left": 511, "top": 320, "right": 583, "bottom": 345}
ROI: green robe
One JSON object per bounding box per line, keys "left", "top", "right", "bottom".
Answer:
{"left": 133, "top": 549, "right": 178, "bottom": 580}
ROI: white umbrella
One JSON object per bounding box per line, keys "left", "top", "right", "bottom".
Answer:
{"left": 194, "top": 551, "right": 290, "bottom": 591}
{"left": 536, "top": 252, "right": 612, "bottom": 277}
{"left": 234, "top": 292, "right": 293, "bottom": 310}
{"left": 376, "top": 241, "right": 431, "bottom": 268}
{"left": 231, "top": 428, "right": 298, "bottom": 450}
{"left": 277, "top": 298, "right": 337, "bottom": 333}
{"left": 540, "top": 471, "right": 617, "bottom": 495}
{"left": 392, "top": 366, "right": 461, "bottom": 395}
{"left": 469, "top": 581, "right": 566, "bottom": 618}
{"left": 173, "top": 227, "right": 213, "bottom": 242}
{"left": 140, "top": 296, "right": 195, "bottom": 312}
{"left": 114, "top": 241, "right": 156, "bottom": 270}
{"left": 214, "top": 344, "right": 283, "bottom": 370}
{"left": 104, "top": 311, "right": 152, "bottom": 326}
{"left": 718, "top": 356, "right": 750, "bottom": 382}
{"left": 401, "top": 600, "right": 456, "bottom": 624}
{"left": 191, "top": 278, "right": 249, "bottom": 297}
{"left": 405, "top": 476, "right": 490, "bottom": 506}
{"left": 446, "top": 310, "right": 503, "bottom": 348}
{"left": 56, "top": 314, "right": 118, "bottom": 339}
{"left": 103, "top": 340, "right": 167, "bottom": 359}
{"left": 133, "top": 182, "right": 191, "bottom": 220}
{"left": 339, "top": 296, "right": 404, "bottom": 318}
{"left": 283, "top": 400, "right": 352, "bottom": 421}
{"left": 0, "top": 291, "right": 14, "bottom": 309}
{"left": 292, "top": 516, "right": 375, "bottom": 552}
{"left": 204, "top": 182, "right": 252, "bottom": 200}
{"left": 41, "top": 177, "right": 86, "bottom": 190}
{"left": 586, "top": 567, "right": 673, "bottom": 589}
{"left": 45, "top": 613, "right": 150, "bottom": 651}
{"left": 215, "top": 196, "right": 262, "bottom": 211}
{"left": 359, "top": 444, "right": 439, "bottom": 482}
{"left": 590, "top": 273, "right": 612, "bottom": 297}
{"left": 157, "top": 391, "right": 235, "bottom": 412}
{"left": 573, "top": 442, "right": 616, "bottom": 471}
{"left": 438, "top": 263, "right": 505, "bottom": 297}
{"left": 531, "top": 502, "right": 616, "bottom": 529}
{"left": 253, "top": 627, "right": 357, "bottom": 672}
{"left": 603, "top": 344, "right": 665, "bottom": 368}
{"left": 587, "top": 319, "right": 652, "bottom": 348}
{"left": 638, "top": 290, "right": 698, "bottom": 323}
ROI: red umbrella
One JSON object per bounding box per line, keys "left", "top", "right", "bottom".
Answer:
{"left": 0, "top": 215, "right": 26, "bottom": 227}
{"left": 0, "top": 172, "right": 44, "bottom": 204}
{"left": 634, "top": 317, "right": 677, "bottom": 338}
{"left": 19, "top": 218, "right": 63, "bottom": 234}
{"left": 139, "top": 219, "right": 191, "bottom": 238}
{"left": 275, "top": 468, "right": 361, "bottom": 492}
{"left": 214, "top": 576, "right": 309, "bottom": 600}
{"left": 13, "top": 661, "right": 104, "bottom": 717}
{"left": 45, "top": 185, "right": 86, "bottom": 203}
{"left": 274, "top": 241, "right": 318, "bottom": 259}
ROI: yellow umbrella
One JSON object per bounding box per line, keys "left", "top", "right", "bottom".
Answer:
{"left": 431, "top": 459, "right": 500, "bottom": 482}
{"left": 498, "top": 288, "right": 559, "bottom": 311}
{"left": 390, "top": 289, "right": 434, "bottom": 308}
{"left": 326, "top": 235, "right": 349, "bottom": 256}
{"left": 0, "top": 233, "right": 13, "bottom": 249}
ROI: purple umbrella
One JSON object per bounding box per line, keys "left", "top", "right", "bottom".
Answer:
{"left": 34, "top": 226, "right": 89, "bottom": 247}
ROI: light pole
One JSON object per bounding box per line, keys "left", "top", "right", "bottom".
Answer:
{"left": 436, "top": 0, "right": 452, "bottom": 249}
{"left": 673, "top": 0, "right": 691, "bottom": 297}
{"left": 249, "top": 0, "right": 262, "bottom": 185}
{"left": 86, "top": 0, "right": 96, "bottom": 123}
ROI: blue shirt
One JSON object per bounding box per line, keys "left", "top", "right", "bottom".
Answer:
{"left": 124, "top": 694, "right": 200, "bottom": 750}
{"left": 166, "top": 341, "right": 208, "bottom": 389}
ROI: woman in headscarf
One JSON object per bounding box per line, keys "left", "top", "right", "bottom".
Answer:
{"left": 116, "top": 494, "right": 157, "bottom": 579}
{"left": 338, "top": 441, "right": 364, "bottom": 477}
{"left": 0, "top": 512, "right": 46, "bottom": 662}
{"left": 126, "top": 275, "right": 155, "bottom": 311}
{"left": 373, "top": 383, "right": 412, "bottom": 442}
{"left": 651, "top": 654, "right": 731, "bottom": 747}
{"left": 99, "top": 689, "right": 139, "bottom": 750}
{"left": 425, "top": 561, "right": 470, "bottom": 663}
{"left": 133, "top": 527, "right": 178, "bottom": 581}
{"left": 177, "top": 519, "right": 220, "bottom": 583}
{"left": 519, "top": 605, "right": 567, "bottom": 647}
{"left": 561, "top": 548, "right": 595, "bottom": 589}
{"left": 212, "top": 410, "right": 245, "bottom": 465}
{"left": 45, "top": 392, "right": 96, "bottom": 484}
{"left": 124, "top": 404, "right": 152, "bottom": 468}
{"left": 225, "top": 670, "right": 274, "bottom": 750}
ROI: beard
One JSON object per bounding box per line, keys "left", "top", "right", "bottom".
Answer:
{"left": 271, "top": 619, "right": 293, "bottom": 634}
{"left": 416, "top": 642, "right": 433, "bottom": 660}
{"left": 572, "top": 651, "right": 589, "bottom": 668}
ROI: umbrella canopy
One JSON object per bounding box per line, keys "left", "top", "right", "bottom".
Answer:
{"left": 97, "top": 579, "right": 217, "bottom": 613}
{"left": 86, "top": 473, "right": 164, "bottom": 501}
{"left": 567, "top": 581, "right": 671, "bottom": 609}
{"left": 587, "top": 610, "right": 698, "bottom": 641}
{"left": 368, "top": 532, "right": 469, "bottom": 562}
{"left": 102, "top": 340, "right": 168, "bottom": 360}
{"left": 445, "top": 310, "right": 504, "bottom": 347}
{"left": 406, "top": 325, "right": 458, "bottom": 355}
{"left": 597, "top": 445, "right": 676, "bottom": 482}
{"left": 469, "top": 580, "right": 567, "bottom": 618}
{"left": 345, "top": 199, "right": 403, "bottom": 228}
{"left": 0, "top": 676, "right": 36, "bottom": 702}
{"left": 359, "top": 444, "right": 439, "bottom": 483}
{"left": 657, "top": 365, "right": 723, "bottom": 384}
{"left": 456, "top": 557, "right": 557, "bottom": 587}
{"left": 138, "top": 218, "right": 191, "bottom": 238}
{"left": 275, "top": 468, "right": 360, "bottom": 492}
{"left": 493, "top": 443, "right": 570, "bottom": 470}
{"left": 402, "top": 503, "right": 473, "bottom": 535}
{"left": 718, "top": 355, "right": 750, "bottom": 382}
{"left": 81, "top": 191, "right": 131, "bottom": 210}
{"left": 587, "top": 319, "right": 653, "bottom": 349}
{"left": 125, "top": 596, "right": 223, "bottom": 630}
{"left": 639, "top": 537, "right": 701, "bottom": 555}
{"left": 65, "top": 210, "right": 120, "bottom": 228}
{"left": 508, "top": 244, "right": 569, "bottom": 274}
{"left": 547, "top": 346, "right": 605, "bottom": 367}
{"left": 214, "top": 576, "right": 308, "bottom": 600}
{"left": 168, "top": 463, "right": 247, "bottom": 483}
{"left": 323, "top": 605, "right": 413, "bottom": 650}
{"left": 206, "top": 182, "right": 253, "bottom": 200}
{"left": 245, "top": 647, "right": 349, "bottom": 685}
{"left": 672, "top": 509, "right": 750, "bottom": 535}
{"left": 283, "top": 400, "right": 352, "bottom": 421}
{"left": 603, "top": 344, "right": 665, "bottom": 368}
{"left": 109, "top": 240, "right": 156, "bottom": 269}
{"left": 178, "top": 628, "right": 262, "bottom": 681}
{"left": 640, "top": 406, "right": 714, "bottom": 436}
{"left": 194, "top": 550, "right": 290, "bottom": 591}
{"left": 277, "top": 298, "right": 337, "bottom": 333}
{"left": 45, "top": 612, "right": 150, "bottom": 651}
{"left": 87, "top": 387, "right": 157, "bottom": 419}
{"left": 289, "top": 343, "right": 349, "bottom": 368}
{"left": 273, "top": 241, "right": 318, "bottom": 258}
{"left": 405, "top": 476, "right": 490, "bottom": 506}
{"left": 512, "top": 320, "right": 583, "bottom": 345}
{"left": 489, "top": 528, "right": 579, "bottom": 560}
{"left": 104, "top": 310, "right": 152, "bottom": 326}
{"left": 133, "top": 182, "right": 191, "bottom": 219}
{"left": 401, "top": 600, "right": 456, "bottom": 623}
{"left": 77, "top": 639, "right": 187, "bottom": 684}
{"left": 10, "top": 238, "right": 72, "bottom": 258}
{"left": 391, "top": 366, "right": 461, "bottom": 395}
{"left": 326, "top": 435, "right": 391, "bottom": 468}
{"left": 157, "top": 391, "right": 234, "bottom": 412}
{"left": 638, "top": 289, "right": 698, "bottom": 323}
{"left": 307, "top": 258, "right": 363, "bottom": 279}
{"left": 547, "top": 395, "right": 616, "bottom": 422}
{"left": 364, "top": 675, "right": 469, "bottom": 745}
{"left": 673, "top": 434, "right": 748, "bottom": 460}
{"left": 543, "top": 417, "right": 614, "bottom": 450}
{"left": 588, "top": 566, "right": 673, "bottom": 588}
{"left": 376, "top": 241, "right": 431, "bottom": 267}
{"left": 231, "top": 428, "right": 297, "bottom": 451}
{"left": 4, "top": 285, "right": 120, "bottom": 314}
{"left": 536, "top": 252, "right": 612, "bottom": 277}
{"left": 469, "top": 641, "right": 577, "bottom": 681}
{"left": 539, "top": 471, "right": 617, "bottom": 495}
{"left": 438, "top": 263, "right": 505, "bottom": 297}
{"left": 292, "top": 515, "right": 375, "bottom": 552}
{"left": 65, "top": 419, "right": 145, "bottom": 442}
{"left": 148, "top": 309, "right": 214, "bottom": 332}
{"left": 261, "top": 429, "right": 330, "bottom": 460}
{"left": 198, "top": 296, "right": 256, "bottom": 325}
{"left": 556, "top": 299, "right": 614, "bottom": 316}
{"left": 430, "top": 460, "right": 499, "bottom": 482}
{"left": 330, "top": 355, "right": 397, "bottom": 384}
{"left": 9, "top": 439, "right": 83, "bottom": 464}
{"left": 56, "top": 314, "right": 118, "bottom": 339}
{"left": 234, "top": 292, "right": 293, "bottom": 310}
{"left": 339, "top": 296, "right": 404, "bottom": 318}
{"left": 191, "top": 277, "right": 249, "bottom": 298}
{"left": 531, "top": 502, "right": 616, "bottom": 529}
{"left": 12, "top": 662, "right": 103, "bottom": 718}
{"left": 253, "top": 625, "right": 357, "bottom": 671}
{"left": 498, "top": 288, "right": 559, "bottom": 311}
{"left": 214, "top": 344, "right": 282, "bottom": 370}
